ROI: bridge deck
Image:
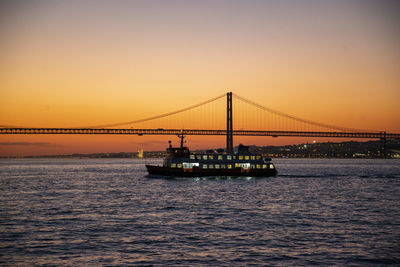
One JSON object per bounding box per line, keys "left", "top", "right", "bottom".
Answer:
{"left": 1, "top": 128, "right": 399, "bottom": 139}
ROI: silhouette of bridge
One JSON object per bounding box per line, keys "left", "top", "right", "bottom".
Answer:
{"left": 2, "top": 128, "right": 396, "bottom": 140}
{"left": 1, "top": 92, "right": 399, "bottom": 152}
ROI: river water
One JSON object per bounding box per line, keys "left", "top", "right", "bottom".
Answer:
{"left": 1, "top": 158, "right": 399, "bottom": 266}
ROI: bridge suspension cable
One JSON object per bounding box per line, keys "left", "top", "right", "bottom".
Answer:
{"left": 232, "top": 93, "right": 368, "bottom": 132}
{"left": 0, "top": 93, "right": 226, "bottom": 130}
{"left": 69, "top": 93, "right": 225, "bottom": 129}
{"left": 78, "top": 93, "right": 226, "bottom": 129}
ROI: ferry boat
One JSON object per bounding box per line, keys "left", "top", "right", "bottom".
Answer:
{"left": 146, "top": 135, "right": 277, "bottom": 177}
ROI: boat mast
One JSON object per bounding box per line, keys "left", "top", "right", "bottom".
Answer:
{"left": 178, "top": 130, "right": 185, "bottom": 149}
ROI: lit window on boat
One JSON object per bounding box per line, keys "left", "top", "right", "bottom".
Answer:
{"left": 262, "top": 164, "right": 267, "bottom": 169}
{"left": 190, "top": 155, "right": 195, "bottom": 159}
{"left": 221, "top": 164, "right": 226, "bottom": 169}
{"left": 256, "top": 156, "right": 261, "bottom": 160}
{"left": 251, "top": 156, "right": 255, "bottom": 160}
{"left": 239, "top": 155, "right": 243, "bottom": 160}
{"left": 171, "top": 163, "right": 176, "bottom": 168}
{"left": 177, "top": 164, "right": 182, "bottom": 168}
{"left": 215, "top": 164, "right": 220, "bottom": 169}
{"left": 183, "top": 162, "right": 197, "bottom": 169}
{"left": 209, "top": 164, "right": 214, "bottom": 169}
{"left": 239, "top": 163, "right": 250, "bottom": 169}
{"left": 233, "top": 156, "right": 236, "bottom": 160}
{"left": 218, "top": 155, "right": 223, "bottom": 160}
{"left": 270, "top": 164, "right": 274, "bottom": 169}
{"left": 203, "top": 164, "right": 207, "bottom": 169}
{"left": 209, "top": 155, "right": 214, "bottom": 160}
{"left": 256, "top": 164, "right": 261, "bottom": 169}
{"left": 183, "top": 162, "right": 199, "bottom": 168}
{"left": 228, "top": 164, "right": 232, "bottom": 169}
{"left": 245, "top": 156, "right": 249, "bottom": 160}
{"left": 203, "top": 155, "right": 208, "bottom": 160}
{"left": 235, "top": 163, "right": 240, "bottom": 168}
{"left": 227, "top": 155, "right": 232, "bottom": 160}
{"left": 196, "top": 155, "right": 201, "bottom": 160}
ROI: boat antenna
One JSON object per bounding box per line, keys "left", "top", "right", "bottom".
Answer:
{"left": 177, "top": 130, "right": 185, "bottom": 149}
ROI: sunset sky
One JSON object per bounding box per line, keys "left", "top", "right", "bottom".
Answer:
{"left": 1, "top": 0, "right": 399, "bottom": 156}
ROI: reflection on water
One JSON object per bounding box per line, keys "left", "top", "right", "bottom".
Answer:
{"left": 1, "top": 158, "right": 399, "bottom": 265}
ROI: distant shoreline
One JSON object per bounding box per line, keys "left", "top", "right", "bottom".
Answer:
{"left": 1, "top": 156, "right": 398, "bottom": 159}
{"left": 1, "top": 140, "right": 399, "bottom": 159}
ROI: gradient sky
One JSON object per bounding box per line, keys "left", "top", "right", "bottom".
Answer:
{"left": 1, "top": 0, "right": 399, "bottom": 156}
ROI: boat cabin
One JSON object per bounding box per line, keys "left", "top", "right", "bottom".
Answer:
{"left": 167, "top": 147, "right": 190, "bottom": 158}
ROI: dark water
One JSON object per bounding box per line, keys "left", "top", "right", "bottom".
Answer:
{"left": 1, "top": 158, "right": 399, "bottom": 266}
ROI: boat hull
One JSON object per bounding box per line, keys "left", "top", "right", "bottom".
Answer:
{"left": 146, "top": 165, "right": 277, "bottom": 177}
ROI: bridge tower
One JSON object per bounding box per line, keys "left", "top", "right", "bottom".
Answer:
{"left": 226, "top": 92, "right": 233, "bottom": 153}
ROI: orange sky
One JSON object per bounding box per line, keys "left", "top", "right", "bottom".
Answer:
{"left": 1, "top": 0, "right": 399, "bottom": 156}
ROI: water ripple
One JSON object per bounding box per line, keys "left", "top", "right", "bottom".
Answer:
{"left": 1, "top": 158, "right": 399, "bottom": 266}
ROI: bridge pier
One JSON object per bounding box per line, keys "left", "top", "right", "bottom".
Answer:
{"left": 380, "top": 131, "right": 387, "bottom": 158}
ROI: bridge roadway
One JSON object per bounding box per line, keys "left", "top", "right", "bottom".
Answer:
{"left": 1, "top": 128, "right": 399, "bottom": 139}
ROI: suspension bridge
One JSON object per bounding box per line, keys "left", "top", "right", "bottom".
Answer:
{"left": 1, "top": 92, "right": 399, "bottom": 153}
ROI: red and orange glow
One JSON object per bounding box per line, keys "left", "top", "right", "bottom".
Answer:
{"left": 1, "top": 1, "right": 399, "bottom": 156}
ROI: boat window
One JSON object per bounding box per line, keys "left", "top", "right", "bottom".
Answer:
{"left": 209, "top": 164, "right": 213, "bottom": 169}
{"left": 245, "top": 156, "right": 249, "bottom": 160}
{"left": 256, "top": 164, "right": 261, "bottom": 169}
{"left": 239, "top": 163, "right": 250, "bottom": 169}
{"left": 262, "top": 164, "right": 267, "bottom": 169}
{"left": 251, "top": 156, "right": 255, "bottom": 160}
{"left": 233, "top": 156, "right": 236, "bottom": 160}
{"left": 221, "top": 164, "right": 226, "bottom": 169}
{"left": 177, "top": 164, "right": 182, "bottom": 168}
{"left": 235, "top": 163, "right": 240, "bottom": 168}
{"left": 270, "top": 164, "right": 274, "bottom": 169}
{"left": 227, "top": 164, "right": 232, "bottom": 169}
{"left": 209, "top": 155, "right": 214, "bottom": 160}
{"left": 171, "top": 163, "right": 176, "bottom": 168}
{"left": 238, "top": 155, "right": 243, "bottom": 160}
{"left": 203, "top": 155, "right": 208, "bottom": 160}
{"left": 183, "top": 162, "right": 199, "bottom": 168}
{"left": 196, "top": 155, "right": 201, "bottom": 160}
{"left": 183, "top": 162, "right": 197, "bottom": 168}
{"left": 215, "top": 164, "right": 220, "bottom": 169}
{"left": 227, "top": 155, "right": 232, "bottom": 160}
{"left": 256, "top": 156, "right": 261, "bottom": 160}
{"left": 190, "top": 155, "right": 195, "bottom": 159}
{"left": 202, "top": 164, "right": 207, "bottom": 169}
{"left": 218, "top": 155, "right": 223, "bottom": 160}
